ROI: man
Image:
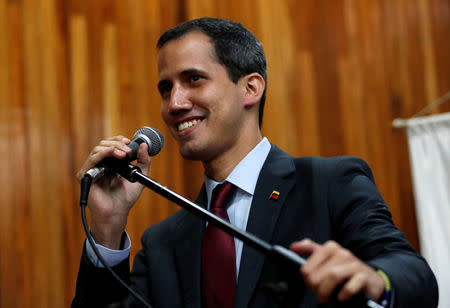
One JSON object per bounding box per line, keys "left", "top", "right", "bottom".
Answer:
{"left": 72, "top": 17, "right": 438, "bottom": 307}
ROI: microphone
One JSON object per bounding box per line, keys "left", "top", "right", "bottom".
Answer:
{"left": 85, "top": 127, "right": 164, "bottom": 182}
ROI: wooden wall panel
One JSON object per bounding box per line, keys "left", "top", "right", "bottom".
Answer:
{"left": 1, "top": 1, "right": 449, "bottom": 307}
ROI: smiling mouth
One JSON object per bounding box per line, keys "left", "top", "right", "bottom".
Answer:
{"left": 177, "top": 118, "right": 203, "bottom": 131}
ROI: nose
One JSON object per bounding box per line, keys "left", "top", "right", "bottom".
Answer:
{"left": 167, "top": 84, "right": 192, "bottom": 115}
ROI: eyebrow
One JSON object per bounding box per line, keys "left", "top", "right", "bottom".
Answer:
{"left": 180, "top": 68, "right": 208, "bottom": 76}
{"left": 157, "top": 68, "right": 208, "bottom": 90}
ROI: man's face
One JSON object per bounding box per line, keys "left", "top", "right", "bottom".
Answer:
{"left": 158, "top": 32, "right": 247, "bottom": 163}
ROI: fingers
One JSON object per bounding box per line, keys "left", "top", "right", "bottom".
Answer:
{"left": 338, "top": 271, "right": 367, "bottom": 301}
{"left": 314, "top": 261, "right": 363, "bottom": 302}
{"left": 290, "top": 238, "right": 319, "bottom": 256}
{"left": 290, "top": 239, "right": 385, "bottom": 303}
{"left": 301, "top": 241, "right": 351, "bottom": 302}
{"left": 76, "top": 136, "right": 131, "bottom": 181}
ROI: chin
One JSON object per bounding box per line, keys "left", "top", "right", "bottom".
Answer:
{"left": 178, "top": 144, "right": 205, "bottom": 161}
{"left": 179, "top": 141, "right": 218, "bottom": 162}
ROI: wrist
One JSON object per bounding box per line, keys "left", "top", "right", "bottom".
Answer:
{"left": 364, "top": 266, "right": 387, "bottom": 301}
{"left": 85, "top": 232, "right": 130, "bottom": 267}
{"left": 90, "top": 224, "right": 126, "bottom": 250}
{"left": 376, "top": 270, "right": 392, "bottom": 307}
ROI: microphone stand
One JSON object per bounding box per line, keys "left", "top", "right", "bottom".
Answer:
{"left": 118, "top": 164, "right": 383, "bottom": 308}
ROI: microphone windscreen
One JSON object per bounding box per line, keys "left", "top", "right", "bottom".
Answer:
{"left": 133, "top": 127, "right": 164, "bottom": 156}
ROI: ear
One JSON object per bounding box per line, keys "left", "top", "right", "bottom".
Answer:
{"left": 241, "top": 73, "right": 265, "bottom": 108}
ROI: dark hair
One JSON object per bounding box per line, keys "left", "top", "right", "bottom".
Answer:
{"left": 157, "top": 17, "right": 267, "bottom": 127}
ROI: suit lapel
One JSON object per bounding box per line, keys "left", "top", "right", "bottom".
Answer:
{"left": 235, "top": 145, "right": 296, "bottom": 308}
{"left": 174, "top": 186, "right": 207, "bottom": 308}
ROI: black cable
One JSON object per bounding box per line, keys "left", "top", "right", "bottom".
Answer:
{"left": 80, "top": 175, "right": 152, "bottom": 308}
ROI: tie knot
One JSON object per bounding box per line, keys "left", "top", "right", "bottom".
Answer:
{"left": 210, "top": 182, "right": 235, "bottom": 210}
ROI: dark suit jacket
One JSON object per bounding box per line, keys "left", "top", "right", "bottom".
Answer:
{"left": 72, "top": 145, "right": 438, "bottom": 307}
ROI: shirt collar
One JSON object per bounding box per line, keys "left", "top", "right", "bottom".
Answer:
{"left": 204, "top": 137, "right": 271, "bottom": 202}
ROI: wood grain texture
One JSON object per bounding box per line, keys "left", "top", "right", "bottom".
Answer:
{"left": 1, "top": 0, "right": 449, "bottom": 306}
{"left": 0, "top": 1, "right": 13, "bottom": 307}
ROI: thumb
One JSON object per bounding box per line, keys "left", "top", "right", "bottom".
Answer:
{"left": 136, "top": 143, "right": 151, "bottom": 175}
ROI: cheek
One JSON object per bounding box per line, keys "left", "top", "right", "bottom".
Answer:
{"left": 160, "top": 103, "right": 169, "bottom": 123}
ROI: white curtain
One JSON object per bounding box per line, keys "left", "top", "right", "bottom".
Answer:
{"left": 405, "top": 112, "right": 450, "bottom": 308}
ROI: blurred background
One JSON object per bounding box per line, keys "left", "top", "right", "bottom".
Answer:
{"left": 1, "top": 0, "right": 449, "bottom": 307}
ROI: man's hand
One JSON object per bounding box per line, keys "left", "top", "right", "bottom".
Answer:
{"left": 76, "top": 135, "right": 151, "bottom": 250}
{"left": 290, "top": 239, "right": 385, "bottom": 303}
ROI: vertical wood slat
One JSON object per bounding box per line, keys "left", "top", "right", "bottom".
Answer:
{"left": 294, "top": 51, "right": 321, "bottom": 155}
{"left": 418, "top": 0, "right": 439, "bottom": 107}
{"left": 85, "top": 0, "right": 104, "bottom": 146}
{"left": 70, "top": 15, "right": 90, "bottom": 170}
{"left": 0, "top": 0, "right": 14, "bottom": 307}
{"left": 103, "top": 23, "right": 120, "bottom": 135}
{"left": 386, "top": 0, "right": 421, "bottom": 248}
{"left": 22, "top": 0, "right": 47, "bottom": 306}
{"left": 6, "top": 9, "right": 29, "bottom": 305}
{"left": 127, "top": 0, "right": 152, "bottom": 246}
{"left": 258, "top": 0, "right": 297, "bottom": 153}
{"left": 1, "top": 1, "right": 450, "bottom": 306}
{"left": 429, "top": 0, "right": 450, "bottom": 113}
{"left": 38, "top": 0, "right": 65, "bottom": 306}
{"left": 10, "top": 0, "right": 34, "bottom": 304}
{"left": 339, "top": 0, "right": 367, "bottom": 157}
{"left": 68, "top": 14, "right": 92, "bottom": 305}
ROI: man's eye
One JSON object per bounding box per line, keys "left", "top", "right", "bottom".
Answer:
{"left": 160, "top": 85, "right": 172, "bottom": 95}
{"left": 190, "top": 75, "right": 201, "bottom": 82}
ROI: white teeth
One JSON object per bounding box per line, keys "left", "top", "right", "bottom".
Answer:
{"left": 178, "top": 119, "right": 202, "bottom": 131}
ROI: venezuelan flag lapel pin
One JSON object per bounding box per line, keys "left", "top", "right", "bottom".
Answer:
{"left": 269, "top": 190, "right": 280, "bottom": 200}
